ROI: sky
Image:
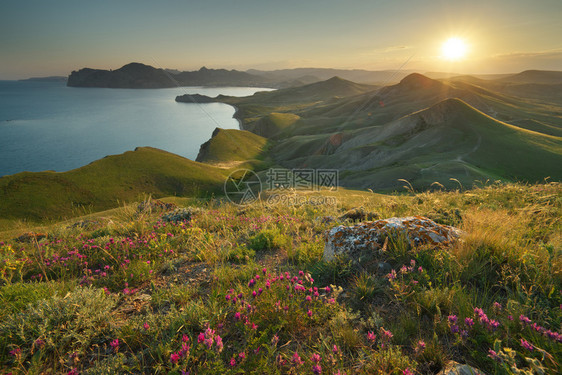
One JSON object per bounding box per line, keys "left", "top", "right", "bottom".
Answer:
{"left": 1, "top": 0, "right": 561, "bottom": 79}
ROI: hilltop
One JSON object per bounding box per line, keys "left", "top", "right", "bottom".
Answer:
{"left": 0, "top": 147, "right": 227, "bottom": 224}
{"left": 67, "top": 63, "right": 273, "bottom": 88}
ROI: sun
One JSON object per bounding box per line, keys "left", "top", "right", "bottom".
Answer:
{"left": 441, "top": 37, "right": 467, "bottom": 60}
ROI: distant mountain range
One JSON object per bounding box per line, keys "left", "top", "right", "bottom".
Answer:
{"left": 66, "top": 62, "right": 562, "bottom": 91}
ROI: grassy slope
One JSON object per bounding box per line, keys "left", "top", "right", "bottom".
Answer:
{"left": 0, "top": 147, "right": 227, "bottom": 223}
{"left": 269, "top": 98, "right": 562, "bottom": 190}
{"left": 196, "top": 128, "right": 268, "bottom": 163}
{"left": 0, "top": 183, "right": 560, "bottom": 374}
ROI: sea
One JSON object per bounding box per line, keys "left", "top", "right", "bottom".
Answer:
{"left": 0, "top": 80, "right": 271, "bottom": 177}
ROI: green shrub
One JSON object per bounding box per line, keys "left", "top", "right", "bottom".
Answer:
{"left": 248, "top": 228, "right": 290, "bottom": 251}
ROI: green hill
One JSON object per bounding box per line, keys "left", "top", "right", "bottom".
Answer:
{"left": 0, "top": 147, "right": 227, "bottom": 222}
{"left": 270, "top": 98, "right": 562, "bottom": 190}
{"left": 496, "top": 69, "right": 562, "bottom": 84}
{"left": 196, "top": 128, "right": 268, "bottom": 164}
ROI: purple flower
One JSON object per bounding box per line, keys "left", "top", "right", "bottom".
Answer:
{"left": 110, "top": 339, "right": 119, "bottom": 352}
{"left": 367, "top": 331, "right": 377, "bottom": 342}
{"left": 312, "top": 364, "right": 322, "bottom": 374}
{"left": 307, "top": 310, "right": 313, "bottom": 318}
{"left": 215, "top": 335, "right": 224, "bottom": 352}
{"left": 519, "top": 315, "right": 532, "bottom": 325}
{"left": 488, "top": 349, "right": 500, "bottom": 362}
{"left": 170, "top": 352, "right": 180, "bottom": 364}
{"left": 381, "top": 328, "right": 393, "bottom": 340}
{"left": 520, "top": 339, "right": 534, "bottom": 351}
{"left": 143, "top": 322, "right": 150, "bottom": 331}
{"left": 332, "top": 344, "right": 339, "bottom": 354}
{"left": 493, "top": 302, "right": 502, "bottom": 311}
{"left": 415, "top": 340, "right": 425, "bottom": 353}
{"left": 197, "top": 332, "right": 205, "bottom": 343}
{"left": 465, "top": 317, "right": 474, "bottom": 328}
{"left": 450, "top": 324, "right": 460, "bottom": 334}
{"left": 292, "top": 351, "right": 304, "bottom": 366}
{"left": 311, "top": 353, "right": 321, "bottom": 363}
{"left": 448, "top": 315, "right": 458, "bottom": 324}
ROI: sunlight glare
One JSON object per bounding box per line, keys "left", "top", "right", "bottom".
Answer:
{"left": 441, "top": 37, "right": 467, "bottom": 60}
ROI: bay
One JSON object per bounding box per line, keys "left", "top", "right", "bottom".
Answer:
{"left": 0, "top": 81, "right": 270, "bottom": 176}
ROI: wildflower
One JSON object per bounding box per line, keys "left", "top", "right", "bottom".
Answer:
{"left": 311, "top": 353, "right": 321, "bottom": 363}
{"left": 325, "top": 286, "right": 331, "bottom": 293}
{"left": 403, "top": 369, "right": 414, "bottom": 375}
{"left": 367, "top": 331, "right": 377, "bottom": 342}
{"left": 306, "top": 295, "right": 312, "bottom": 302}
{"left": 252, "top": 290, "right": 257, "bottom": 298}
{"left": 387, "top": 269, "right": 397, "bottom": 281}
{"left": 215, "top": 335, "right": 224, "bottom": 352}
{"left": 493, "top": 302, "right": 502, "bottom": 311}
{"left": 312, "top": 364, "right": 322, "bottom": 374}
{"left": 239, "top": 352, "right": 246, "bottom": 360}
{"left": 450, "top": 324, "right": 460, "bottom": 334}
{"left": 226, "top": 294, "right": 231, "bottom": 301}
{"left": 197, "top": 332, "right": 205, "bottom": 343}
{"left": 520, "top": 339, "right": 534, "bottom": 351}
{"left": 9, "top": 348, "right": 21, "bottom": 358}
{"left": 507, "top": 315, "right": 513, "bottom": 321}
{"left": 234, "top": 312, "right": 241, "bottom": 321}
{"left": 464, "top": 317, "right": 474, "bottom": 328}
{"left": 418, "top": 266, "right": 423, "bottom": 273}
{"left": 410, "top": 259, "right": 416, "bottom": 266}
{"left": 230, "top": 358, "right": 236, "bottom": 367}
{"left": 292, "top": 351, "right": 304, "bottom": 366}
{"left": 519, "top": 315, "right": 532, "bottom": 325}
{"left": 110, "top": 339, "right": 119, "bottom": 352}
{"left": 448, "top": 315, "right": 458, "bottom": 324}
{"left": 143, "top": 322, "right": 150, "bottom": 331}
{"left": 67, "top": 369, "right": 79, "bottom": 375}
{"left": 170, "top": 352, "right": 180, "bottom": 364}
{"left": 415, "top": 340, "right": 425, "bottom": 354}
{"left": 332, "top": 344, "right": 339, "bottom": 354}
{"left": 488, "top": 349, "right": 501, "bottom": 362}
{"left": 307, "top": 310, "right": 313, "bottom": 318}
{"left": 381, "top": 328, "right": 393, "bottom": 340}
{"left": 488, "top": 319, "right": 500, "bottom": 331}
{"left": 248, "top": 279, "right": 256, "bottom": 287}
{"left": 262, "top": 267, "right": 267, "bottom": 274}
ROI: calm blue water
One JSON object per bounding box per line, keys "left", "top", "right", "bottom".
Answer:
{"left": 0, "top": 81, "right": 270, "bottom": 176}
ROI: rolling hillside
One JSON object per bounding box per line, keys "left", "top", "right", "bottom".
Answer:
{"left": 0, "top": 147, "right": 227, "bottom": 222}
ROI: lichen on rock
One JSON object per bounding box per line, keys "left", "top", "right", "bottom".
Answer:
{"left": 323, "top": 216, "right": 462, "bottom": 261}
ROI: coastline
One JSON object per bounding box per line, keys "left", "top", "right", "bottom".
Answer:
{"left": 229, "top": 104, "right": 245, "bottom": 131}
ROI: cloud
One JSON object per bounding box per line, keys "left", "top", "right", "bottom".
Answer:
{"left": 362, "top": 45, "right": 412, "bottom": 56}
{"left": 492, "top": 48, "right": 562, "bottom": 60}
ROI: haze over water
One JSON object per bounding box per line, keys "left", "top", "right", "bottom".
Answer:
{"left": 0, "top": 81, "right": 270, "bottom": 176}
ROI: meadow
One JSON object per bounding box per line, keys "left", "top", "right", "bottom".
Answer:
{"left": 1, "top": 182, "right": 560, "bottom": 374}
